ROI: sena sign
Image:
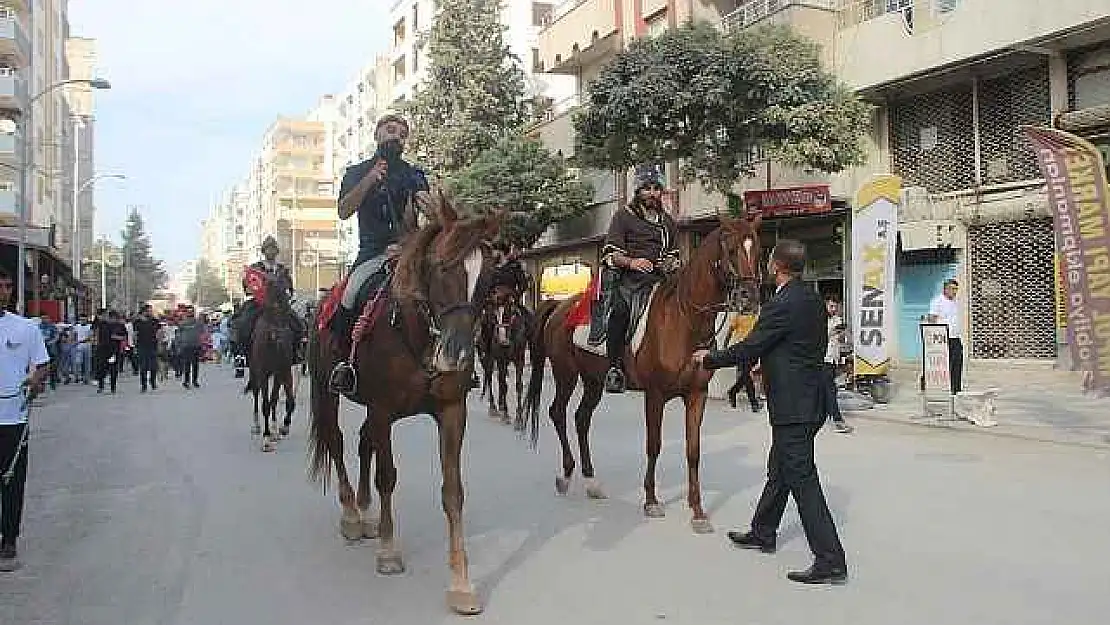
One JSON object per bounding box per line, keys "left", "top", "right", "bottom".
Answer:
{"left": 743, "top": 185, "right": 833, "bottom": 218}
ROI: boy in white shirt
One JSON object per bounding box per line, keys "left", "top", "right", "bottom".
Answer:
{"left": 0, "top": 268, "right": 50, "bottom": 572}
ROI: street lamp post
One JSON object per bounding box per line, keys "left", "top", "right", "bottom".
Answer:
{"left": 72, "top": 172, "right": 125, "bottom": 284}
{"left": 17, "top": 75, "right": 112, "bottom": 314}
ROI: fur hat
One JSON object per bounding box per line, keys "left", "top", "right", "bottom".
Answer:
{"left": 634, "top": 164, "right": 665, "bottom": 191}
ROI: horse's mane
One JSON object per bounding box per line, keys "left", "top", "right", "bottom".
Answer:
{"left": 392, "top": 223, "right": 444, "bottom": 301}
{"left": 656, "top": 227, "right": 725, "bottom": 311}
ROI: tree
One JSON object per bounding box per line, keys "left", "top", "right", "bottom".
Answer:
{"left": 120, "top": 207, "right": 169, "bottom": 308}
{"left": 187, "top": 259, "right": 230, "bottom": 308}
{"left": 573, "top": 22, "right": 874, "bottom": 194}
{"left": 448, "top": 136, "right": 595, "bottom": 247}
{"left": 404, "top": 0, "right": 527, "bottom": 173}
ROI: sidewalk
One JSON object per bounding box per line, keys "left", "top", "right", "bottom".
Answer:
{"left": 841, "top": 362, "right": 1110, "bottom": 449}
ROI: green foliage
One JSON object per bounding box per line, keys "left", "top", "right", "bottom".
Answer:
{"left": 573, "top": 22, "right": 874, "bottom": 194}
{"left": 120, "top": 207, "right": 169, "bottom": 308}
{"left": 448, "top": 136, "right": 594, "bottom": 247}
{"left": 404, "top": 0, "right": 527, "bottom": 173}
{"left": 187, "top": 259, "right": 230, "bottom": 308}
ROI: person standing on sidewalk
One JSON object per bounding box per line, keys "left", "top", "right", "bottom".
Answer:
{"left": 176, "top": 308, "right": 202, "bottom": 389}
{"left": 724, "top": 308, "right": 763, "bottom": 412}
{"left": 823, "top": 297, "right": 853, "bottom": 434}
{"left": 133, "top": 305, "right": 160, "bottom": 393}
{"left": 928, "top": 279, "right": 964, "bottom": 394}
{"left": 0, "top": 268, "right": 50, "bottom": 572}
{"left": 692, "top": 240, "right": 847, "bottom": 585}
{"left": 73, "top": 316, "right": 93, "bottom": 384}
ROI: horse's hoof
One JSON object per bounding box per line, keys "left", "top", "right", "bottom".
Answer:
{"left": 376, "top": 551, "right": 405, "bottom": 576}
{"left": 362, "top": 517, "right": 380, "bottom": 539}
{"left": 644, "top": 502, "right": 665, "bottom": 518}
{"left": 340, "top": 517, "right": 363, "bottom": 541}
{"left": 250, "top": 425, "right": 261, "bottom": 436}
{"left": 555, "top": 476, "right": 570, "bottom": 496}
{"left": 585, "top": 479, "right": 607, "bottom": 500}
{"left": 261, "top": 439, "right": 276, "bottom": 453}
{"left": 691, "top": 518, "right": 715, "bottom": 534}
{"left": 446, "top": 589, "right": 483, "bottom": 616}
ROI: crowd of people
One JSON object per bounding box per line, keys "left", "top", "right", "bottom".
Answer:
{"left": 32, "top": 304, "right": 235, "bottom": 395}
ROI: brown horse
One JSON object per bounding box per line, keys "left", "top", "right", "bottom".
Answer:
{"left": 307, "top": 195, "right": 499, "bottom": 616}
{"left": 522, "top": 215, "right": 762, "bottom": 533}
{"left": 479, "top": 291, "right": 530, "bottom": 429}
{"left": 247, "top": 276, "right": 297, "bottom": 452}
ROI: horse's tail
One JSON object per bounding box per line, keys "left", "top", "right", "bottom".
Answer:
{"left": 306, "top": 325, "right": 338, "bottom": 490}
{"left": 523, "top": 299, "right": 558, "bottom": 450}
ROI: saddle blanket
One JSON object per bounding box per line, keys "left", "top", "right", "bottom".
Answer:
{"left": 571, "top": 285, "right": 659, "bottom": 358}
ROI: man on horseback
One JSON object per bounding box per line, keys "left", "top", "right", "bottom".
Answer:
{"left": 238, "top": 236, "right": 306, "bottom": 364}
{"left": 483, "top": 240, "right": 532, "bottom": 327}
{"left": 595, "top": 165, "right": 680, "bottom": 393}
{"left": 327, "top": 113, "right": 432, "bottom": 395}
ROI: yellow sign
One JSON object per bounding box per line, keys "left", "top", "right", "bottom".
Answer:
{"left": 540, "top": 263, "right": 592, "bottom": 300}
{"left": 850, "top": 175, "right": 902, "bottom": 377}
{"left": 1054, "top": 253, "right": 1067, "bottom": 330}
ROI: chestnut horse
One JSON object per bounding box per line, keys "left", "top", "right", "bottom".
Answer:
{"left": 307, "top": 194, "right": 499, "bottom": 616}
{"left": 522, "top": 215, "right": 762, "bottom": 533}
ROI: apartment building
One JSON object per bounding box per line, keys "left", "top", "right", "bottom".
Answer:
{"left": 64, "top": 36, "right": 98, "bottom": 269}
{"left": 529, "top": 0, "right": 1110, "bottom": 366}
{"left": 386, "top": 0, "right": 575, "bottom": 105}
{"left": 199, "top": 184, "right": 249, "bottom": 299}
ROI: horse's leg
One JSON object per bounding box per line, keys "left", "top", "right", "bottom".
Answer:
{"left": 321, "top": 389, "right": 361, "bottom": 540}
{"left": 575, "top": 376, "right": 606, "bottom": 500}
{"left": 251, "top": 374, "right": 261, "bottom": 435}
{"left": 642, "top": 391, "right": 666, "bottom": 518}
{"left": 683, "top": 390, "right": 713, "bottom": 534}
{"left": 513, "top": 355, "right": 526, "bottom": 431}
{"left": 370, "top": 414, "right": 404, "bottom": 576}
{"left": 280, "top": 369, "right": 295, "bottom": 437}
{"left": 438, "top": 402, "right": 481, "bottom": 615}
{"left": 549, "top": 367, "right": 578, "bottom": 495}
{"left": 496, "top": 357, "right": 510, "bottom": 424}
{"left": 484, "top": 353, "right": 497, "bottom": 417}
{"left": 357, "top": 417, "right": 378, "bottom": 539}
{"left": 262, "top": 374, "right": 278, "bottom": 451}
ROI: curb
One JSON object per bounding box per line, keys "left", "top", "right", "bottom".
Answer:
{"left": 843, "top": 406, "right": 1110, "bottom": 452}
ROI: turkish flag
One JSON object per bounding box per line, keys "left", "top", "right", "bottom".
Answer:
{"left": 244, "top": 266, "right": 268, "bottom": 304}
{"left": 564, "top": 273, "right": 600, "bottom": 330}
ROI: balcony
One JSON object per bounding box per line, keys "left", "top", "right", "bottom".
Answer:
{"left": 0, "top": 1, "right": 26, "bottom": 14}
{"left": 722, "top": 0, "right": 838, "bottom": 32}
{"left": 0, "top": 131, "right": 14, "bottom": 165}
{"left": 0, "top": 18, "right": 27, "bottom": 64}
{"left": 0, "top": 73, "right": 25, "bottom": 114}
{"left": 0, "top": 188, "right": 15, "bottom": 214}
{"left": 539, "top": 0, "right": 620, "bottom": 75}
{"left": 835, "top": 0, "right": 1110, "bottom": 91}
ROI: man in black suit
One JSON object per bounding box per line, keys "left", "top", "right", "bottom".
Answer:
{"left": 693, "top": 239, "right": 847, "bottom": 585}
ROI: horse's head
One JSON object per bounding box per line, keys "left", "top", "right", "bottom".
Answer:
{"left": 392, "top": 188, "right": 502, "bottom": 374}
{"left": 715, "top": 214, "right": 764, "bottom": 313}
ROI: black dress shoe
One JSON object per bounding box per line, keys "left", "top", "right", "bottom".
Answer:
{"left": 787, "top": 564, "right": 848, "bottom": 585}
{"left": 726, "top": 531, "right": 776, "bottom": 553}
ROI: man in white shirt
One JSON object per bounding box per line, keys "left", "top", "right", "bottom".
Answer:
{"left": 0, "top": 268, "right": 50, "bottom": 572}
{"left": 73, "top": 317, "right": 93, "bottom": 384}
{"left": 928, "top": 278, "right": 964, "bottom": 393}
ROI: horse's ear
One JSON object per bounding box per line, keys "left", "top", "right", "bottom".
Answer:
{"left": 435, "top": 187, "right": 459, "bottom": 227}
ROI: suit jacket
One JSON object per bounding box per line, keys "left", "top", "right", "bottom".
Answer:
{"left": 703, "top": 278, "right": 828, "bottom": 425}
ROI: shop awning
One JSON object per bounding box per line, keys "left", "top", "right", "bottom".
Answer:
{"left": 1057, "top": 103, "right": 1110, "bottom": 134}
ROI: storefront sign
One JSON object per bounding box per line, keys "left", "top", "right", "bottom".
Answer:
{"left": 850, "top": 176, "right": 901, "bottom": 377}
{"left": 743, "top": 185, "right": 832, "bottom": 218}
{"left": 920, "top": 323, "right": 951, "bottom": 394}
{"left": 1023, "top": 126, "right": 1110, "bottom": 395}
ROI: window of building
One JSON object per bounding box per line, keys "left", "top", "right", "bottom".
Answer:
{"left": 394, "top": 57, "right": 407, "bottom": 84}
{"left": 532, "top": 48, "right": 543, "bottom": 72}
{"left": 413, "top": 44, "right": 420, "bottom": 72}
{"left": 532, "top": 2, "right": 553, "bottom": 27}
{"left": 646, "top": 12, "right": 668, "bottom": 38}
{"left": 0, "top": 7, "right": 14, "bottom": 19}
{"left": 413, "top": 2, "right": 420, "bottom": 31}
{"left": 393, "top": 18, "right": 407, "bottom": 48}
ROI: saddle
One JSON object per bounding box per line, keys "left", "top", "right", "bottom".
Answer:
{"left": 585, "top": 268, "right": 655, "bottom": 346}
{"left": 318, "top": 263, "right": 395, "bottom": 345}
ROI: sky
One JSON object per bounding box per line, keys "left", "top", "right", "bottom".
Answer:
{"left": 68, "top": 0, "right": 391, "bottom": 273}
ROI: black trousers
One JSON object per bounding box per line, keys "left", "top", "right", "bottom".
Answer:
{"left": 95, "top": 347, "right": 120, "bottom": 392}
{"left": 137, "top": 346, "right": 158, "bottom": 389}
{"left": 0, "top": 423, "right": 28, "bottom": 547}
{"left": 181, "top": 347, "right": 200, "bottom": 384}
{"left": 948, "top": 338, "right": 964, "bottom": 394}
{"left": 730, "top": 366, "right": 759, "bottom": 407}
{"left": 821, "top": 363, "right": 845, "bottom": 423}
{"left": 751, "top": 423, "right": 846, "bottom": 570}
{"left": 606, "top": 297, "right": 630, "bottom": 366}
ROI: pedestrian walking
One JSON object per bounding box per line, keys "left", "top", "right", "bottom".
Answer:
{"left": 724, "top": 308, "right": 762, "bottom": 412}
{"left": 73, "top": 316, "right": 93, "bottom": 384}
{"left": 94, "top": 311, "right": 127, "bottom": 394}
{"left": 176, "top": 308, "right": 202, "bottom": 388}
{"left": 927, "top": 278, "right": 964, "bottom": 394}
{"left": 133, "top": 305, "right": 160, "bottom": 393}
{"left": 824, "top": 297, "right": 853, "bottom": 434}
{"left": 693, "top": 239, "right": 848, "bottom": 585}
{"left": 0, "top": 268, "right": 50, "bottom": 573}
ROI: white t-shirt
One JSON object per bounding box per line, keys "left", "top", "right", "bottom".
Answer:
{"left": 74, "top": 323, "right": 92, "bottom": 343}
{"left": 929, "top": 293, "right": 963, "bottom": 339}
{"left": 825, "top": 314, "right": 843, "bottom": 364}
{"left": 0, "top": 312, "right": 51, "bottom": 426}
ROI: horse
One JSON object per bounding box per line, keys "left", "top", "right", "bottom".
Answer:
{"left": 479, "top": 290, "right": 530, "bottom": 429}
{"left": 306, "top": 194, "right": 500, "bottom": 616}
{"left": 246, "top": 277, "right": 298, "bottom": 452}
{"left": 522, "top": 214, "right": 763, "bottom": 533}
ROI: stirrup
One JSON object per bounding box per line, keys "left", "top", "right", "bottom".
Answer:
{"left": 604, "top": 366, "right": 626, "bottom": 394}
{"left": 328, "top": 361, "right": 356, "bottom": 394}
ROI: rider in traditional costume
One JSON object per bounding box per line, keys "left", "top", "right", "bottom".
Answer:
{"left": 238, "top": 235, "right": 306, "bottom": 362}
{"left": 328, "top": 114, "right": 433, "bottom": 394}
{"left": 485, "top": 241, "right": 531, "bottom": 318}
{"left": 594, "top": 165, "right": 680, "bottom": 394}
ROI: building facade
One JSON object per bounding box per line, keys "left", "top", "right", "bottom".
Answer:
{"left": 64, "top": 36, "right": 98, "bottom": 270}
{"left": 530, "top": 0, "right": 1110, "bottom": 366}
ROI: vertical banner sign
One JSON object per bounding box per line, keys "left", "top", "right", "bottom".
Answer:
{"left": 1022, "top": 127, "right": 1110, "bottom": 395}
{"left": 851, "top": 175, "right": 902, "bottom": 376}
{"left": 1054, "top": 253, "right": 1068, "bottom": 332}
{"left": 920, "top": 323, "right": 952, "bottom": 393}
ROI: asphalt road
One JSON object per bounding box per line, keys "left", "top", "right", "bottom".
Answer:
{"left": 2, "top": 364, "right": 1108, "bottom": 625}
